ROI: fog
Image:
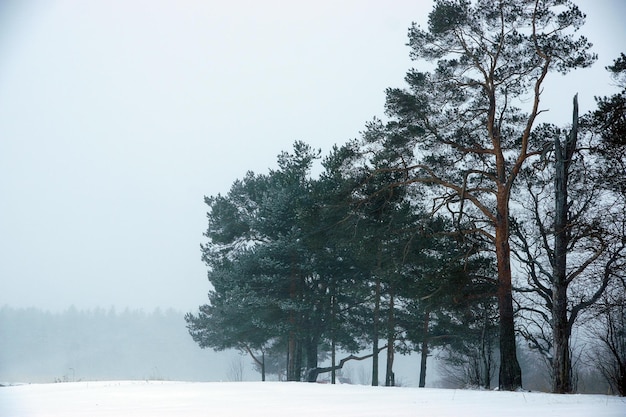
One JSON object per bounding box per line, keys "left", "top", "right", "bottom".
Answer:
{"left": 0, "top": 306, "right": 437, "bottom": 385}
{"left": 0, "top": 306, "right": 230, "bottom": 383}
{"left": 1, "top": 1, "right": 624, "bottom": 313}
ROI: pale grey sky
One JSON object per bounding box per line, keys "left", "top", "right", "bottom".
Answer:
{"left": 1, "top": 0, "right": 624, "bottom": 312}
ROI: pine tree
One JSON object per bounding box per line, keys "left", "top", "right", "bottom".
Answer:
{"left": 363, "top": 0, "right": 595, "bottom": 390}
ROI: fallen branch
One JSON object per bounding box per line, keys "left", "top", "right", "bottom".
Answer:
{"left": 306, "top": 345, "right": 388, "bottom": 382}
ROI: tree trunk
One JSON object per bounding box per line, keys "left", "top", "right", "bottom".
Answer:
{"left": 287, "top": 331, "right": 296, "bottom": 381}
{"left": 385, "top": 288, "right": 395, "bottom": 387}
{"left": 372, "top": 273, "right": 380, "bottom": 386}
{"left": 419, "top": 310, "right": 430, "bottom": 388}
{"left": 552, "top": 94, "right": 578, "bottom": 394}
{"left": 305, "top": 335, "right": 319, "bottom": 382}
{"left": 244, "top": 345, "right": 266, "bottom": 382}
{"left": 495, "top": 193, "right": 523, "bottom": 390}
{"left": 331, "top": 292, "right": 337, "bottom": 384}
{"left": 331, "top": 337, "right": 336, "bottom": 384}
{"left": 287, "top": 257, "right": 306, "bottom": 382}
{"left": 480, "top": 305, "right": 493, "bottom": 389}
{"left": 294, "top": 338, "right": 303, "bottom": 381}
{"left": 619, "top": 363, "right": 626, "bottom": 397}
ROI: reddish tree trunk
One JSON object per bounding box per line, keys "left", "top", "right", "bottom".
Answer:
{"left": 495, "top": 193, "right": 523, "bottom": 390}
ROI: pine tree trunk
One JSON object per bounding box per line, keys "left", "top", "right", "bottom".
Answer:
{"left": 385, "top": 288, "right": 395, "bottom": 386}
{"left": 480, "top": 306, "right": 492, "bottom": 389}
{"left": 331, "top": 292, "right": 337, "bottom": 384}
{"left": 419, "top": 311, "right": 430, "bottom": 388}
{"left": 305, "top": 336, "right": 319, "bottom": 382}
{"left": 294, "top": 339, "right": 303, "bottom": 381}
{"left": 495, "top": 194, "right": 523, "bottom": 390}
{"left": 372, "top": 273, "right": 380, "bottom": 386}
{"left": 287, "top": 262, "right": 298, "bottom": 381}
{"left": 331, "top": 337, "right": 336, "bottom": 384}
{"left": 287, "top": 331, "right": 296, "bottom": 381}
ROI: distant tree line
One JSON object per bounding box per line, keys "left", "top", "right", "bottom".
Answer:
{"left": 186, "top": 0, "right": 626, "bottom": 394}
{"left": 0, "top": 306, "right": 231, "bottom": 383}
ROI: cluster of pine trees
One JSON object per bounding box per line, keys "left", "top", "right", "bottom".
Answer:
{"left": 186, "top": 0, "right": 626, "bottom": 394}
{"left": 186, "top": 140, "right": 497, "bottom": 386}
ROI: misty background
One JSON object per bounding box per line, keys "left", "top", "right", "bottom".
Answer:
{"left": 1, "top": 0, "right": 624, "bottom": 384}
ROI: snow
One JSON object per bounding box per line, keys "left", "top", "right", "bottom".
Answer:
{"left": 1, "top": 380, "right": 624, "bottom": 417}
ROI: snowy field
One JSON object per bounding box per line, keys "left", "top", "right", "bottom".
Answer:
{"left": 1, "top": 380, "right": 624, "bottom": 417}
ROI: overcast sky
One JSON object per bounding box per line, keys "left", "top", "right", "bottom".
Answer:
{"left": 1, "top": 0, "right": 624, "bottom": 313}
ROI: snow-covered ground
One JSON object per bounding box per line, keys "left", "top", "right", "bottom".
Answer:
{"left": 1, "top": 380, "right": 624, "bottom": 417}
